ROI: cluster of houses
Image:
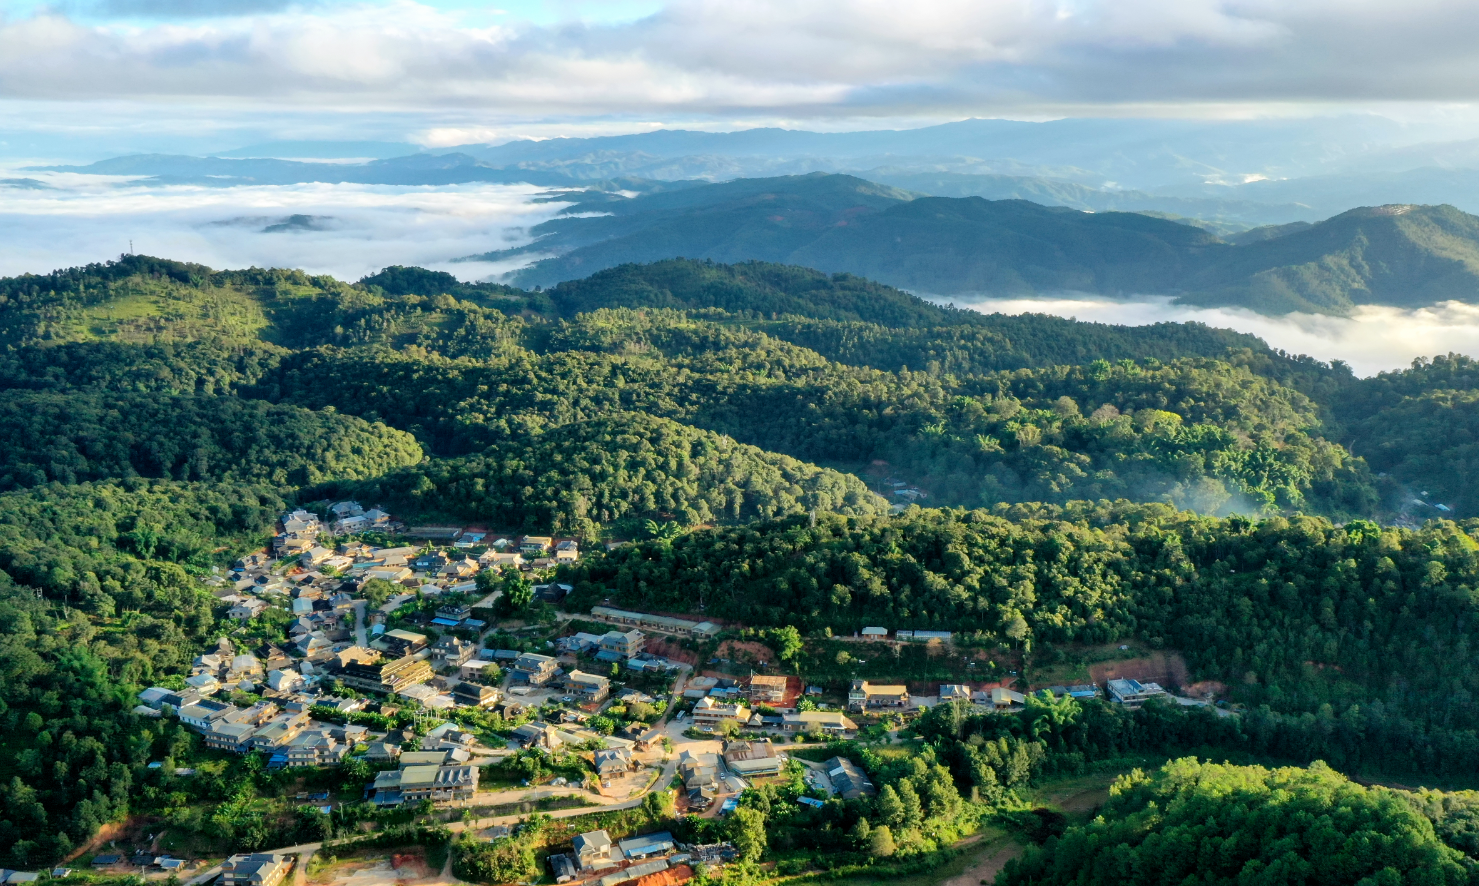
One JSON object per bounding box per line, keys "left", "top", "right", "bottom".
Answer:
{"left": 676, "top": 675, "right": 855, "bottom": 736}
{"left": 136, "top": 687, "right": 360, "bottom": 767}
{"left": 549, "top": 830, "right": 737, "bottom": 886}
{"left": 216, "top": 505, "right": 585, "bottom": 636}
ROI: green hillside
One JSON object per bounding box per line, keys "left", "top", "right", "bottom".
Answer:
{"left": 486, "top": 174, "right": 1479, "bottom": 313}
{"left": 1183, "top": 203, "right": 1479, "bottom": 313}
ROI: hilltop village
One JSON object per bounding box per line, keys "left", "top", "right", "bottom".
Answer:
{"left": 28, "top": 500, "right": 1229, "bottom": 886}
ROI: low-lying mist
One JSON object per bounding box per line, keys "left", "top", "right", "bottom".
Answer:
{"left": 0, "top": 172, "right": 569, "bottom": 282}
{"left": 941, "top": 293, "right": 1479, "bottom": 377}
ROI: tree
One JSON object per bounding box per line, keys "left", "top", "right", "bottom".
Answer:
{"left": 361, "top": 577, "right": 396, "bottom": 608}
{"left": 766, "top": 626, "right": 804, "bottom": 664}
{"left": 496, "top": 568, "right": 533, "bottom": 616}
{"left": 728, "top": 806, "right": 767, "bottom": 862}
{"left": 877, "top": 785, "right": 904, "bottom": 828}
{"left": 869, "top": 825, "right": 896, "bottom": 858}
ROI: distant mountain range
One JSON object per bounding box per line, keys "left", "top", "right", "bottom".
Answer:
{"left": 476, "top": 173, "right": 1479, "bottom": 315}
{"left": 43, "top": 115, "right": 1479, "bottom": 228}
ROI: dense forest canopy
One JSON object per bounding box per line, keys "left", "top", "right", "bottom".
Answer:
{"left": 999, "top": 758, "right": 1478, "bottom": 885}
{"left": 3, "top": 254, "right": 1479, "bottom": 873}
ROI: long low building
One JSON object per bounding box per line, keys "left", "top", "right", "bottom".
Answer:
{"left": 590, "top": 606, "right": 719, "bottom": 638}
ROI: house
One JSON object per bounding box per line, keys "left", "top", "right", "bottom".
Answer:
{"left": 184, "top": 673, "right": 222, "bottom": 695}
{"left": 847, "top": 680, "right": 909, "bottom": 712}
{"left": 724, "top": 740, "right": 783, "bottom": 776}
{"left": 1106, "top": 678, "right": 1166, "bottom": 708}
{"left": 535, "top": 583, "right": 573, "bottom": 603}
{"left": 691, "top": 697, "right": 751, "bottom": 728}
{"left": 479, "top": 551, "right": 525, "bottom": 570}
{"left": 549, "top": 854, "right": 579, "bottom": 884}
{"left": 513, "top": 723, "right": 563, "bottom": 751}
{"left": 747, "top": 675, "right": 788, "bottom": 705}
{"left": 301, "top": 546, "right": 333, "bottom": 567}
{"left": 236, "top": 552, "right": 270, "bottom": 570}
{"left": 283, "top": 729, "right": 348, "bottom": 768}
{"left": 337, "top": 650, "right": 435, "bottom": 694}
{"left": 221, "top": 854, "right": 292, "bottom": 886}
{"left": 371, "top": 764, "right": 477, "bottom": 806}
{"left": 594, "top": 747, "right": 634, "bottom": 779}
{"left": 939, "top": 684, "right": 972, "bottom": 703}
{"left": 246, "top": 711, "right": 311, "bottom": 752}
{"left": 860, "top": 627, "right": 889, "bottom": 641}
{"left": 723, "top": 739, "right": 775, "bottom": 763}
{"left": 573, "top": 830, "right": 615, "bottom": 871}
{"left": 364, "top": 508, "right": 392, "bottom": 527}
{"left": 566, "top": 670, "right": 611, "bottom": 703}
{"left": 332, "top": 514, "right": 370, "bottom": 535}
{"left": 780, "top": 711, "right": 857, "bottom": 734}
{"left": 176, "top": 699, "right": 235, "bottom": 729}
{"left": 364, "top": 566, "right": 413, "bottom": 584}
{"left": 452, "top": 682, "right": 501, "bottom": 709}
{"left": 990, "top": 687, "right": 1027, "bottom": 709}
{"left": 726, "top": 754, "right": 784, "bottom": 777}
{"left": 520, "top": 536, "right": 554, "bottom": 556}
{"left": 558, "top": 632, "right": 604, "bottom": 654}
{"left": 266, "top": 669, "right": 304, "bottom": 693}
{"left": 678, "top": 753, "right": 717, "bottom": 790}
{"left": 364, "top": 742, "right": 402, "bottom": 762}
{"left": 618, "top": 832, "right": 675, "bottom": 860}
{"left": 512, "top": 652, "right": 559, "bottom": 685}
{"left": 228, "top": 598, "right": 270, "bottom": 620}
{"left": 596, "top": 629, "right": 644, "bottom": 661}
{"left": 555, "top": 540, "right": 580, "bottom": 562}
{"left": 381, "top": 629, "right": 428, "bottom": 657}
{"left": 825, "top": 757, "right": 876, "bottom": 800}
{"left": 433, "top": 636, "right": 477, "bottom": 668}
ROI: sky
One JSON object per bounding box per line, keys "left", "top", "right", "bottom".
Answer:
{"left": 7, "top": 0, "right": 1479, "bottom": 154}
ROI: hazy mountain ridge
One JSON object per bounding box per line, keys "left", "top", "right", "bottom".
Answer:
{"left": 488, "top": 174, "right": 1479, "bottom": 314}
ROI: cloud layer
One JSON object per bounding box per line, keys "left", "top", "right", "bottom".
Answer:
{"left": 0, "top": 173, "right": 567, "bottom": 280}
{"left": 5, "top": 0, "right": 1479, "bottom": 120}
{"left": 946, "top": 293, "right": 1479, "bottom": 377}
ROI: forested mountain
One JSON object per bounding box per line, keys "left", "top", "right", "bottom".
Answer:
{"left": 5, "top": 253, "right": 1479, "bottom": 872}
{"left": 487, "top": 174, "right": 1479, "bottom": 314}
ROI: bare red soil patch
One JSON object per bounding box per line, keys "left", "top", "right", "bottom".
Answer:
{"left": 1090, "top": 652, "right": 1190, "bottom": 690}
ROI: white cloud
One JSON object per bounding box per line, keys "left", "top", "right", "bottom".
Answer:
{"left": 0, "top": 173, "right": 568, "bottom": 280}
{"left": 942, "top": 292, "right": 1479, "bottom": 377}
{"left": 3, "top": 0, "right": 1479, "bottom": 119}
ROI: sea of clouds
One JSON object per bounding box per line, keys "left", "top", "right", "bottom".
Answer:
{"left": 944, "top": 293, "right": 1479, "bottom": 378}
{"left": 0, "top": 171, "right": 569, "bottom": 282}
{"left": 1, "top": 171, "right": 1475, "bottom": 378}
